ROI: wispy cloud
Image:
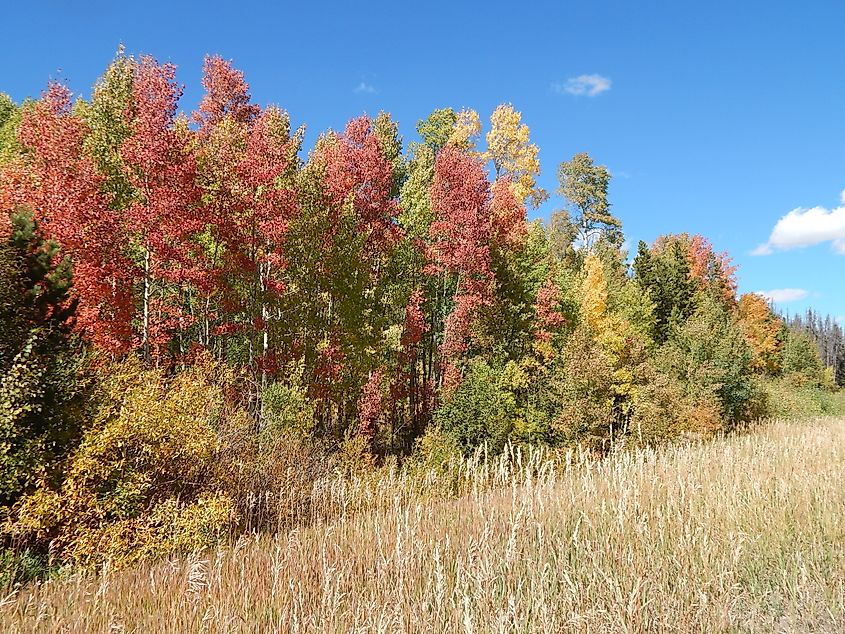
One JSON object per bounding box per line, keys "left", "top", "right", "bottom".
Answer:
{"left": 552, "top": 74, "right": 612, "bottom": 97}
{"left": 753, "top": 193, "right": 845, "bottom": 255}
{"left": 756, "top": 288, "right": 809, "bottom": 303}
{"left": 354, "top": 81, "right": 376, "bottom": 94}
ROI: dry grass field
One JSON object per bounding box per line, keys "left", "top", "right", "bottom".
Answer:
{"left": 2, "top": 417, "right": 845, "bottom": 633}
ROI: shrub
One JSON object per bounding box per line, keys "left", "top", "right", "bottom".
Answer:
{"left": 536, "top": 326, "right": 616, "bottom": 449}
{"left": 332, "top": 435, "right": 376, "bottom": 476}
{"left": 412, "top": 424, "right": 462, "bottom": 472}
{"left": 5, "top": 357, "right": 237, "bottom": 568}
{"left": 629, "top": 364, "right": 722, "bottom": 445}
{"left": 657, "top": 298, "right": 755, "bottom": 427}
{"left": 215, "top": 380, "right": 329, "bottom": 533}
{"left": 434, "top": 359, "right": 519, "bottom": 454}
{"left": 222, "top": 432, "right": 329, "bottom": 533}
{"left": 759, "top": 377, "right": 845, "bottom": 419}
{"left": 261, "top": 377, "right": 316, "bottom": 439}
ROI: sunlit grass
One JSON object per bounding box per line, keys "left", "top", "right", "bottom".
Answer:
{"left": 3, "top": 417, "right": 845, "bottom": 633}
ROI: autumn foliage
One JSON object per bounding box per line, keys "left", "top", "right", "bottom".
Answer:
{"left": 0, "top": 50, "right": 841, "bottom": 575}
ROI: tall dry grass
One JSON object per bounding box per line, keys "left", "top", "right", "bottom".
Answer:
{"left": 3, "top": 417, "right": 845, "bottom": 633}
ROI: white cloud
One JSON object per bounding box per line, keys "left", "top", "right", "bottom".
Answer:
{"left": 756, "top": 288, "right": 808, "bottom": 303}
{"left": 552, "top": 74, "right": 612, "bottom": 97}
{"left": 753, "top": 201, "right": 845, "bottom": 255}
{"left": 354, "top": 82, "right": 376, "bottom": 94}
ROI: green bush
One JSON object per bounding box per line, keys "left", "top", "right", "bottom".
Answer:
{"left": 0, "top": 547, "right": 56, "bottom": 593}
{"left": 759, "top": 378, "right": 845, "bottom": 418}
{"left": 657, "top": 298, "right": 755, "bottom": 427}
{"left": 435, "top": 359, "right": 518, "bottom": 454}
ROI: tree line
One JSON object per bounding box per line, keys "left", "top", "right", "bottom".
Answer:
{"left": 784, "top": 309, "right": 845, "bottom": 386}
{"left": 0, "top": 50, "right": 839, "bottom": 572}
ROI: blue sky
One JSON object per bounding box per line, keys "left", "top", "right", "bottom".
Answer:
{"left": 2, "top": 0, "right": 843, "bottom": 320}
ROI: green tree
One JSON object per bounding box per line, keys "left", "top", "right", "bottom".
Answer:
{"left": 557, "top": 152, "right": 620, "bottom": 249}
{"left": 416, "top": 107, "right": 457, "bottom": 153}
{"left": 0, "top": 210, "right": 88, "bottom": 505}
{"left": 78, "top": 47, "right": 136, "bottom": 209}
{"left": 782, "top": 329, "right": 826, "bottom": 387}
{"left": 0, "top": 93, "right": 22, "bottom": 165}
{"left": 547, "top": 209, "right": 579, "bottom": 268}
{"left": 478, "top": 221, "right": 550, "bottom": 360}
{"left": 633, "top": 240, "right": 699, "bottom": 343}
{"left": 372, "top": 111, "right": 407, "bottom": 198}
{"left": 657, "top": 297, "right": 755, "bottom": 426}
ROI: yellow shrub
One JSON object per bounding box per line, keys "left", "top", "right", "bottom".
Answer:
{"left": 5, "top": 356, "right": 241, "bottom": 568}
{"left": 333, "top": 435, "right": 376, "bottom": 476}
{"left": 139, "top": 494, "right": 235, "bottom": 561}
{"left": 630, "top": 367, "right": 724, "bottom": 446}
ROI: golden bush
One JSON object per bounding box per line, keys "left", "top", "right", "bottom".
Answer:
{"left": 5, "top": 356, "right": 239, "bottom": 568}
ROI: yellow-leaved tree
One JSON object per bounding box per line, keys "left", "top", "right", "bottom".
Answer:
{"left": 580, "top": 253, "right": 640, "bottom": 413}
{"left": 447, "top": 108, "right": 481, "bottom": 151}
{"left": 738, "top": 293, "right": 784, "bottom": 375}
{"left": 581, "top": 253, "right": 609, "bottom": 333}
{"left": 483, "top": 103, "right": 547, "bottom": 208}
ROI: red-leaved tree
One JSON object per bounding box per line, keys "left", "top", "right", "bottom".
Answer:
{"left": 321, "top": 116, "right": 401, "bottom": 258}
{"left": 534, "top": 277, "right": 566, "bottom": 345}
{"left": 193, "top": 54, "right": 260, "bottom": 134}
{"left": 428, "top": 145, "right": 494, "bottom": 390}
{"left": 193, "top": 55, "right": 300, "bottom": 416}
{"left": 687, "top": 234, "right": 737, "bottom": 304}
{"left": 121, "top": 56, "right": 204, "bottom": 362}
{"left": 489, "top": 177, "right": 527, "bottom": 251}
{"left": 1, "top": 83, "right": 134, "bottom": 353}
{"left": 303, "top": 116, "right": 403, "bottom": 431}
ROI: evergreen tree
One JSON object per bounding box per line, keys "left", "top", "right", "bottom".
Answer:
{"left": 0, "top": 210, "right": 88, "bottom": 504}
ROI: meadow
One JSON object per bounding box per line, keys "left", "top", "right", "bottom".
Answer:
{"left": 3, "top": 415, "right": 843, "bottom": 633}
